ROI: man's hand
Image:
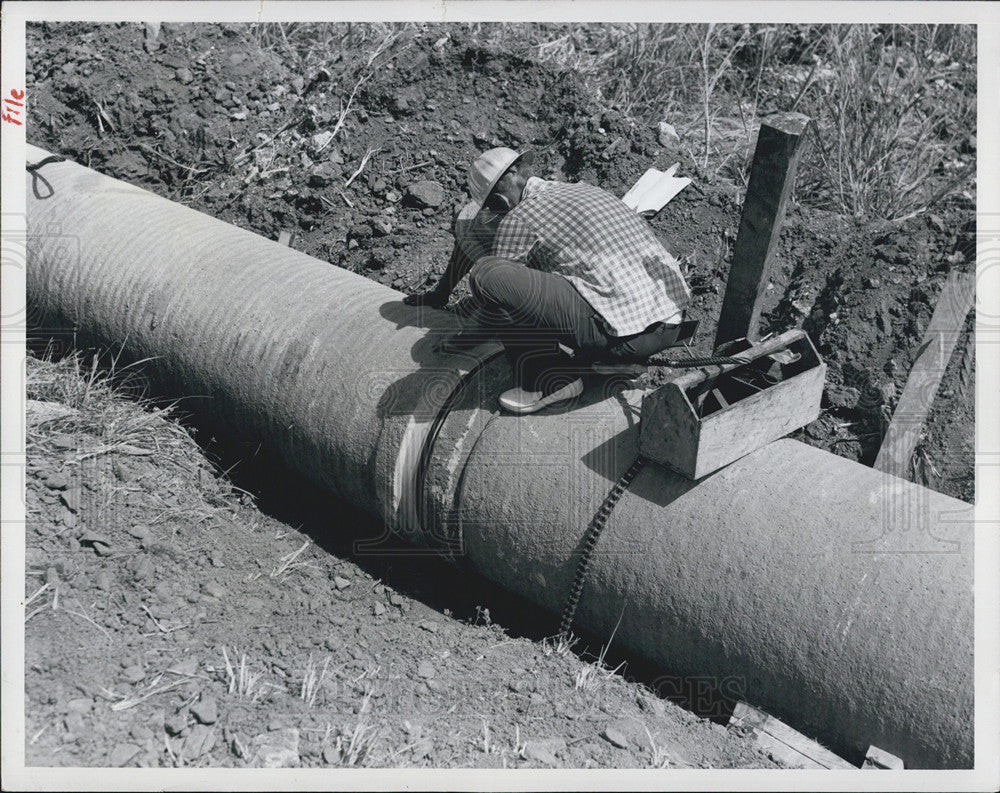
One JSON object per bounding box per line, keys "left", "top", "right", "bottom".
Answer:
{"left": 403, "top": 289, "right": 449, "bottom": 309}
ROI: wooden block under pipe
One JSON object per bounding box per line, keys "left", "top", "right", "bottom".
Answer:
{"left": 728, "top": 701, "right": 856, "bottom": 769}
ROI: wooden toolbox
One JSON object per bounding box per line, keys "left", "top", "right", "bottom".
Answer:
{"left": 638, "top": 329, "right": 826, "bottom": 479}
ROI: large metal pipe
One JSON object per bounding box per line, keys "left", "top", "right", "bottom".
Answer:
{"left": 25, "top": 146, "right": 973, "bottom": 768}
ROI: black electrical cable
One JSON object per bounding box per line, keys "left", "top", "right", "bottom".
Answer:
{"left": 649, "top": 354, "right": 751, "bottom": 368}
{"left": 26, "top": 155, "right": 66, "bottom": 200}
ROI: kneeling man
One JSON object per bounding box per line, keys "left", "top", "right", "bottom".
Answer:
{"left": 408, "top": 148, "right": 691, "bottom": 414}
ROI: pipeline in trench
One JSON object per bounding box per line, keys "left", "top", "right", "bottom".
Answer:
{"left": 24, "top": 145, "right": 974, "bottom": 768}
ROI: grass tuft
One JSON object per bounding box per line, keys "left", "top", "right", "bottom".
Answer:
{"left": 221, "top": 646, "right": 280, "bottom": 703}
{"left": 299, "top": 653, "right": 332, "bottom": 707}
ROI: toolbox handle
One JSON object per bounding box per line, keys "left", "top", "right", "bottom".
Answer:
{"left": 669, "top": 329, "right": 812, "bottom": 391}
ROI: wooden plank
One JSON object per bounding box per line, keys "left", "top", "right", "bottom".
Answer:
{"left": 863, "top": 744, "right": 905, "bottom": 770}
{"left": 729, "top": 701, "right": 856, "bottom": 769}
{"left": 874, "top": 271, "right": 976, "bottom": 477}
{"left": 714, "top": 112, "right": 812, "bottom": 349}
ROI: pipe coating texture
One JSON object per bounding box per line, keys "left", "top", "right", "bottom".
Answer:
{"left": 26, "top": 147, "right": 973, "bottom": 768}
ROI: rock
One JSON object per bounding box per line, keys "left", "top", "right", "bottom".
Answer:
{"left": 348, "top": 224, "right": 373, "bottom": 242}
{"left": 385, "top": 189, "right": 402, "bottom": 204}
{"left": 64, "top": 712, "right": 86, "bottom": 734}
{"left": 130, "top": 724, "right": 154, "bottom": 741}
{"left": 657, "top": 121, "right": 680, "bottom": 146}
{"left": 164, "top": 712, "right": 188, "bottom": 736}
{"left": 322, "top": 745, "right": 339, "bottom": 764}
{"left": 601, "top": 726, "right": 630, "bottom": 749}
{"left": 863, "top": 276, "right": 881, "bottom": 289}
{"left": 183, "top": 724, "right": 216, "bottom": 758}
{"left": 370, "top": 217, "right": 393, "bottom": 237}
{"left": 334, "top": 575, "right": 351, "bottom": 590}
{"left": 524, "top": 738, "right": 565, "bottom": 766}
{"left": 824, "top": 384, "right": 860, "bottom": 410}
{"left": 367, "top": 248, "right": 391, "bottom": 269}
{"left": 389, "top": 593, "right": 404, "bottom": 607}
{"left": 132, "top": 554, "right": 154, "bottom": 582}
{"left": 291, "top": 76, "right": 305, "bottom": 94}
{"left": 249, "top": 727, "right": 300, "bottom": 768}
{"left": 190, "top": 695, "right": 218, "bottom": 725}
{"left": 416, "top": 661, "right": 436, "bottom": 679}
{"left": 121, "top": 665, "right": 145, "bottom": 684}
{"left": 175, "top": 67, "right": 193, "bottom": 84}
{"left": 79, "top": 531, "right": 113, "bottom": 554}
{"left": 311, "top": 130, "right": 335, "bottom": 151}
{"left": 791, "top": 299, "right": 812, "bottom": 316}
{"left": 310, "top": 162, "right": 340, "bottom": 187}
{"left": 60, "top": 487, "right": 83, "bottom": 513}
{"left": 404, "top": 180, "right": 445, "bottom": 208}
{"left": 373, "top": 601, "right": 387, "bottom": 616}
{"left": 127, "top": 524, "right": 151, "bottom": 540}
{"left": 67, "top": 697, "right": 93, "bottom": 714}
{"left": 109, "top": 742, "right": 142, "bottom": 767}
{"left": 201, "top": 581, "right": 226, "bottom": 599}
{"left": 168, "top": 656, "right": 199, "bottom": 676}
{"left": 419, "top": 620, "right": 439, "bottom": 633}
{"left": 44, "top": 471, "right": 71, "bottom": 490}
{"left": 803, "top": 419, "right": 826, "bottom": 440}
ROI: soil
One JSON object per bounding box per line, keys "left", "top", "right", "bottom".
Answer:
{"left": 20, "top": 21, "right": 976, "bottom": 770}
{"left": 23, "top": 356, "right": 779, "bottom": 770}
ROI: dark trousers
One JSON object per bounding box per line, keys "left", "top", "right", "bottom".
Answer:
{"left": 469, "top": 257, "right": 676, "bottom": 391}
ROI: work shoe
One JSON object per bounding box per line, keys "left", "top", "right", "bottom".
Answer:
{"left": 498, "top": 378, "right": 584, "bottom": 414}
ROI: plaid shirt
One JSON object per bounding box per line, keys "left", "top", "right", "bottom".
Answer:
{"left": 456, "top": 177, "right": 689, "bottom": 336}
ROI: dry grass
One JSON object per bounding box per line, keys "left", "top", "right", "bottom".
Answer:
{"left": 451, "top": 22, "right": 976, "bottom": 221}
{"left": 299, "top": 653, "right": 333, "bottom": 707}
{"left": 327, "top": 687, "right": 380, "bottom": 766}
{"left": 26, "top": 348, "right": 188, "bottom": 459}
{"left": 270, "top": 539, "right": 319, "bottom": 578}
{"left": 221, "top": 647, "right": 281, "bottom": 703}
{"left": 573, "top": 611, "right": 627, "bottom": 691}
